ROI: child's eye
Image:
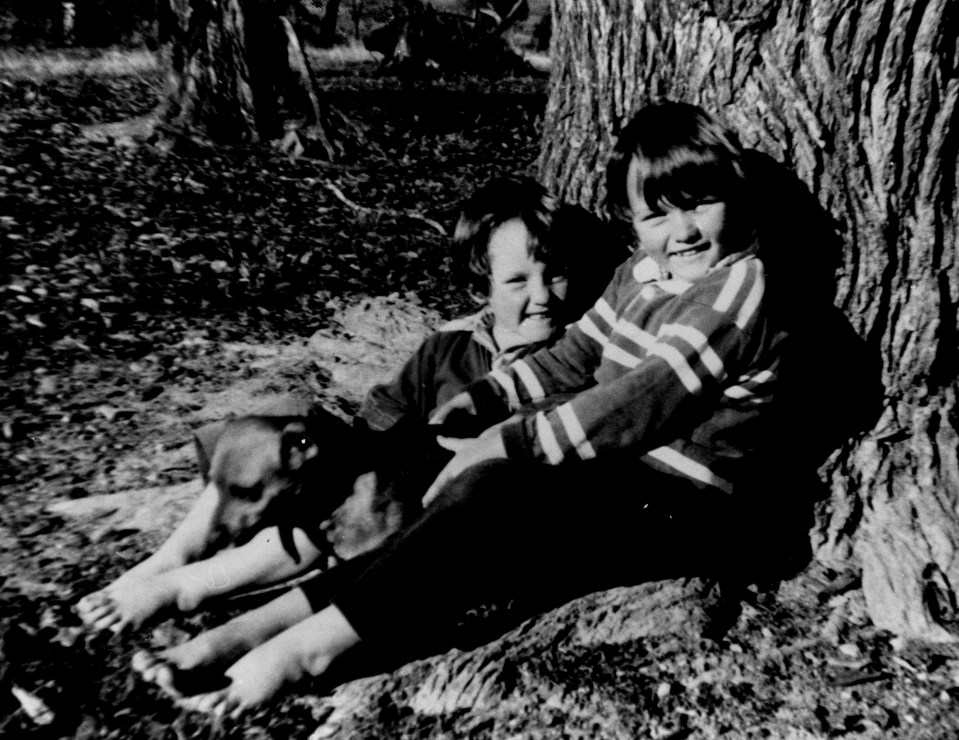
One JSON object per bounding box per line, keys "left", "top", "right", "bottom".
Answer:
{"left": 230, "top": 483, "right": 263, "bottom": 502}
{"left": 640, "top": 212, "right": 666, "bottom": 225}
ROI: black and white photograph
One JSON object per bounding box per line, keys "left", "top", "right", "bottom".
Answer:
{"left": 1, "top": 0, "right": 957, "bottom": 737}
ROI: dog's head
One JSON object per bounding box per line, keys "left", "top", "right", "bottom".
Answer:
{"left": 204, "top": 417, "right": 323, "bottom": 551}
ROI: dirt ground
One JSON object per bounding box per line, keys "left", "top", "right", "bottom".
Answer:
{"left": 2, "top": 57, "right": 959, "bottom": 740}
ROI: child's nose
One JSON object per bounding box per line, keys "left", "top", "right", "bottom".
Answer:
{"left": 670, "top": 210, "right": 700, "bottom": 241}
{"left": 529, "top": 275, "right": 550, "bottom": 303}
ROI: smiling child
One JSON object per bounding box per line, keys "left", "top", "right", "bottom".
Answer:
{"left": 130, "top": 100, "right": 830, "bottom": 717}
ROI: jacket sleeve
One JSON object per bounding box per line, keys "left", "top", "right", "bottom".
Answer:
{"left": 500, "top": 263, "right": 767, "bottom": 464}
{"left": 356, "top": 335, "right": 439, "bottom": 432}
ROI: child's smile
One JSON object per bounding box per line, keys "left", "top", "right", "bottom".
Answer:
{"left": 486, "top": 218, "right": 569, "bottom": 347}
{"left": 626, "top": 158, "right": 735, "bottom": 282}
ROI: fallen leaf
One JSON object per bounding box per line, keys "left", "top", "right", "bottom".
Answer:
{"left": 95, "top": 404, "right": 119, "bottom": 421}
{"left": 11, "top": 685, "right": 55, "bottom": 726}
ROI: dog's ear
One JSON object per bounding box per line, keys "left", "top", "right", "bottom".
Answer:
{"left": 280, "top": 421, "right": 320, "bottom": 472}
{"left": 193, "top": 421, "right": 229, "bottom": 484}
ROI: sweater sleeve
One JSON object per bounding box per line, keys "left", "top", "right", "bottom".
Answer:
{"left": 500, "top": 262, "right": 766, "bottom": 464}
{"left": 471, "top": 265, "right": 631, "bottom": 411}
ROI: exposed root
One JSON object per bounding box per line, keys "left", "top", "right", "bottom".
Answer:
{"left": 321, "top": 181, "right": 447, "bottom": 236}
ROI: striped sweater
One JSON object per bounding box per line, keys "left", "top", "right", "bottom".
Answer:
{"left": 468, "top": 249, "right": 790, "bottom": 493}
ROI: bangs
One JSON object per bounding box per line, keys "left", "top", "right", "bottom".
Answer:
{"left": 637, "top": 148, "right": 742, "bottom": 209}
{"left": 604, "top": 102, "right": 748, "bottom": 220}
{"left": 526, "top": 223, "right": 560, "bottom": 266}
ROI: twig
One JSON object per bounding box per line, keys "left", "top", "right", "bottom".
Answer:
{"left": 322, "top": 181, "right": 447, "bottom": 236}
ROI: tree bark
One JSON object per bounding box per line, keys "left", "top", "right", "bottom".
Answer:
{"left": 538, "top": 0, "right": 959, "bottom": 642}
{"left": 156, "top": 0, "right": 334, "bottom": 151}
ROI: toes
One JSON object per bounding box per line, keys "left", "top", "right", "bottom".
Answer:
{"left": 75, "top": 591, "right": 108, "bottom": 615}
{"left": 76, "top": 596, "right": 112, "bottom": 624}
{"left": 76, "top": 594, "right": 129, "bottom": 633}
{"left": 131, "top": 649, "right": 157, "bottom": 675}
{"left": 133, "top": 649, "right": 161, "bottom": 680}
{"left": 133, "top": 650, "right": 185, "bottom": 698}
{"left": 93, "top": 610, "right": 126, "bottom": 634}
{"left": 178, "top": 689, "right": 238, "bottom": 718}
{"left": 133, "top": 649, "right": 230, "bottom": 698}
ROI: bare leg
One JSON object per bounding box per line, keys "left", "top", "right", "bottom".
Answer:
{"left": 77, "top": 524, "right": 324, "bottom": 633}
{"left": 174, "top": 604, "right": 361, "bottom": 716}
{"left": 123, "top": 481, "right": 223, "bottom": 579}
{"left": 133, "top": 587, "right": 317, "bottom": 694}
{"left": 76, "top": 481, "right": 220, "bottom": 623}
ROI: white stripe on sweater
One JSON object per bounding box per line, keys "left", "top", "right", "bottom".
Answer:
{"left": 593, "top": 298, "right": 617, "bottom": 329}
{"left": 602, "top": 343, "right": 642, "bottom": 369}
{"left": 646, "top": 446, "right": 734, "bottom": 493}
{"left": 724, "top": 369, "right": 774, "bottom": 399}
{"left": 713, "top": 260, "right": 748, "bottom": 313}
{"left": 739, "top": 369, "right": 773, "bottom": 384}
{"left": 613, "top": 320, "right": 657, "bottom": 352}
{"left": 489, "top": 368, "right": 520, "bottom": 409}
{"left": 556, "top": 404, "right": 596, "bottom": 460}
{"left": 735, "top": 267, "right": 764, "bottom": 330}
{"left": 536, "top": 413, "right": 564, "bottom": 464}
{"left": 513, "top": 360, "right": 546, "bottom": 401}
{"left": 578, "top": 314, "right": 610, "bottom": 348}
{"left": 647, "top": 342, "right": 703, "bottom": 394}
{"left": 660, "top": 323, "right": 725, "bottom": 381}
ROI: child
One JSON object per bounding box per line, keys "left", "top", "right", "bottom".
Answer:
{"left": 76, "top": 175, "right": 623, "bottom": 634}
{"left": 133, "top": 100, "right": 823, "bottom": 716}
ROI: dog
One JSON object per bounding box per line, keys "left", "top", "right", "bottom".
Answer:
{"left": 76, "top": 410, "right": 455, "bottom": 634}
{"left": 195, "top": 411, "right": 454, "bottom": 566}
{"left": 193, "top": 412, "right": 364, "bottom": 563}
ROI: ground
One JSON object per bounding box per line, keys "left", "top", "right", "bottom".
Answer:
{"left": 1, "top": 50, "right": 958, "bottom": 740}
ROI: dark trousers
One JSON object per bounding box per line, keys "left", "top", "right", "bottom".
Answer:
{"left": 302, "top": 457, "right": 747, "bottom": 663}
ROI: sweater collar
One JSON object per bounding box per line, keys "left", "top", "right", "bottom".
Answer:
{"left": 632, "top": 243, "right": 760, "bottom": 286}
{"left": 439, "top": 307, "right": 550, "bottom": 370}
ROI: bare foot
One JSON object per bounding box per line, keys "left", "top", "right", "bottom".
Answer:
{"left": 132, "top": 649, "right": 231, "bottom": 699}
{"left": 75, "top": 572, "right": 183, "bottom": 633}
{"left": 75, "top": 545, "right": 196, "bottom": 632}
{"left": 175, "top": 634, "right": 318, "bottom": 717}
{"left": 133, "top": 609, "right": 276, "bottom": 699}
{"left": 175, "top": 606, "right": 359, "bottom": 717}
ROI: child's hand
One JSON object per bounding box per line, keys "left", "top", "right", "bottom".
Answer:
{"left": 428, "top": 392, "right": 476, "bottom": 426}
{"left": 422, "top": 430, "right": 506, "bottom": 507}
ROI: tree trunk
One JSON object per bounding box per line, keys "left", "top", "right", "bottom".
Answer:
{"left": 156, "top": 0, "right": 335, "bottom": 153}
{"left": 318, "top": 0, "right": 341, "bottom": 48}
{"left": 539, "top": 0, "right": 959, "bottom": 642}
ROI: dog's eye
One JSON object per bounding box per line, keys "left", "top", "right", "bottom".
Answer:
{"left": 230, "top": 483, "right": 263, "bottom": 502}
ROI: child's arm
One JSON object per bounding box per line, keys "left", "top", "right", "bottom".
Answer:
{"left": 355, "top": 334, "right": 443, "bottom": 431}
{"left": 501, "top": 261, "right": 768, "bottom": 466}
{"left": 461, "top": 265, "right": 634, "bottom": 417}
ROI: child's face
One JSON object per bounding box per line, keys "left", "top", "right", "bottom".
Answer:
{"left": 627, "top": 157, "right": 735, "bottom": 282}
{"left": 487, "top": 218, "right": 569, "bottom": 346}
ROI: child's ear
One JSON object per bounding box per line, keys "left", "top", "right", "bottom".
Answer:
{"left": 280, "top": 421, "right": 320, "bottom": 472}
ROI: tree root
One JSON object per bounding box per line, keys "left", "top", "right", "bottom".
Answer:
{"left": 321, "top": 181, "right": 447, "bottom": 236}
